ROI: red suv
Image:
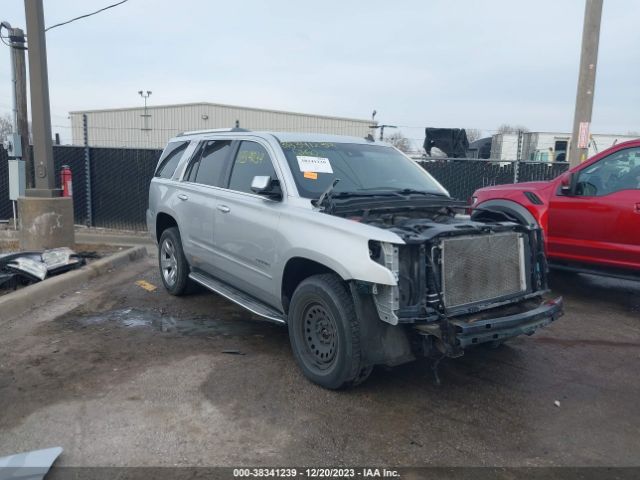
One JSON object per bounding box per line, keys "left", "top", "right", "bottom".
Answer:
{"left": 472, "top": 139, "right": 640, "bottom": 277}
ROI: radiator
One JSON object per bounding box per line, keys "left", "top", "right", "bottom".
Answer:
{"left": 440, "top": 232, "right": 527, "bottom": 309}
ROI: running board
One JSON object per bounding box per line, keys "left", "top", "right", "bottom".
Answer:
{"left": 188, "top": 271, "right": 286, "bottom": 324}
{"left": 550, "top": 263, "right": 640, "bottom": 282}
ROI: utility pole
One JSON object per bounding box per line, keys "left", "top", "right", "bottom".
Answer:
{"left": 1, "top": 20, "right": 25, "bottom": 229}
{"left": 10, "top": 27, "right": 32, "bottom": 189}
{"left": 568, "top": 0, "right": 603, "bottom": 168}
{"left": 19, "top": 0, "right": 74, "bottom": 249}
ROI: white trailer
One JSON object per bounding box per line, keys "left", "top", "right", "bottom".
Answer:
{"left": 490, "top": 131, "right": 639, "bottom": 162}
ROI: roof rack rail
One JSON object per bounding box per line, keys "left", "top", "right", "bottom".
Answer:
{"left": 177, "top": 127, "right": 251, "bottom": 136}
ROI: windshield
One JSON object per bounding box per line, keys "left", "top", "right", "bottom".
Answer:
{"left": 279, "top": 142, "right": 448, "bottom": 199}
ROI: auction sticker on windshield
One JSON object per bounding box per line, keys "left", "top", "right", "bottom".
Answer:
{"left": 296, "top": 156, "right": 333, "bottom": 174}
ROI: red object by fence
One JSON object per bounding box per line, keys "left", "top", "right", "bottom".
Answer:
{"left": 61, "top": 165, "right": 73, "bottom": 197}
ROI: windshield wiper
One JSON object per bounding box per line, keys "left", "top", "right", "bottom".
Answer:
{"left": 312, "top": 178, "right": 340, "bottom": 209}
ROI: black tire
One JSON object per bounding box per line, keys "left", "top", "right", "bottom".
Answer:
{"left": 288, "top": 274, "right": 372, "bottom": 389}
{"left": 158, "top": 227, "right": 191, "bottom": 296}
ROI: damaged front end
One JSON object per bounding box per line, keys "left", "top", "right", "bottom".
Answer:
{"left": 337, "top": 196, "right": 563, "bottom": 362}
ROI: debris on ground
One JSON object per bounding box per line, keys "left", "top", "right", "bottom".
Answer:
{"left": 42, "top": 247, "right": 84, "bottom": 274}
{"left": 0, "top": 273, "right": 17, "bottom": 290}
{"left": 76, "top": 251, "right": 101, "bottom": 259}
{"left": 554, "top": 400, "right": 561, "bottom": 407}
{"left": 6, "top": 256, "right": 48, "bottom": 281}
{"left": 135, "top": 279, "right": 157, "bottom": 292}
{"left": 222, "top": 349, "right": 246, "bottom": 355}
{"left": 0, "top": 247, "right": 85, "bottom": 290}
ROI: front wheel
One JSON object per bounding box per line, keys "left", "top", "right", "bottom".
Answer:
{"left": 288, "top": 274, "right": 371, "bottom": 389}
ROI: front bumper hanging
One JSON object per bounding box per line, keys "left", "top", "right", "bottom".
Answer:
{"left": 450, "top": 297, "right": 564, "bottom": 348}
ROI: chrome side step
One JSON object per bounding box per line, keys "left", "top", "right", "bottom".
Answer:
{"left": 188, "top": 271, "right": 286, "bottom": 324}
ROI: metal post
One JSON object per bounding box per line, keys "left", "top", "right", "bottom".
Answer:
{"left": 83, "top": 114, "right": 93, "bottom": 226}
{"left": 513, "top": 130, "right": 523, "bottom": 183}
{"left": 568, "top": 0, "right": 603, "bottom": 168}
{"left": 24, "top": 0, "right": 59, "bottom": 196}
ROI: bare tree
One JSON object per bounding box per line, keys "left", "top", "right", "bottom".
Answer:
{"left": 496, "top": 124, "right": 530, "bottom": 134}
{"left": 0, "top": 114, "right": 12, "bottom": 142}
{"left": 465, "top": 128, "right": 483, "bottom": 143}
{"left": 385, "top": 132, "right": 412, "bottom": 153}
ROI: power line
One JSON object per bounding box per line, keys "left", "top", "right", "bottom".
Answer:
{"left": 45, "top": 0, "right": 128, "bottom": 32}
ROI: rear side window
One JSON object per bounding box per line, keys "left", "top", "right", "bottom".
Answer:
{"left": 155, "top": 141, "right": 189, "bottom": 179}
{"left": 228, "top": 141, "right": 277, "bottom": 194}
{"left": 190, "top": 140, "right": 233, "bottom": 187}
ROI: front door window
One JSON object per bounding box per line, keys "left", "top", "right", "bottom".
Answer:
{"left": 575, "top": 147, "right": 640, "bottom": 196}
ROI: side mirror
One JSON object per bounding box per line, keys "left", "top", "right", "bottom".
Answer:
{"left": 560, "top": 173, "right": 575, "bottom": 195}
{"left": 250, "top": 175, "right": 282, "bottom": 200}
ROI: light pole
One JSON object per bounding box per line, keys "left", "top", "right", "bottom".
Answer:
{"left": 138, "top": 90, "right": 152, "bottom": 131}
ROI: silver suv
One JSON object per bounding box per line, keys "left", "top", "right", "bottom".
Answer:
{"left": 147, "top": 129, "right": 563, "bottom": 389}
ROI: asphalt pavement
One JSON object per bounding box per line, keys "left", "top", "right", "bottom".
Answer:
{"left": 0, "top": 257, "right": 638, "bottom": 467}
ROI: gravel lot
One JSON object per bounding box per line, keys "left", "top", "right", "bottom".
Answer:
{"left": 0, "top": 255, "right": 638, "bottom": 467}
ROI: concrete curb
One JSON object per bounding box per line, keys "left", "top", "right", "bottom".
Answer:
{"left": 0, "top": 245, "right": 148, "bottom": 321}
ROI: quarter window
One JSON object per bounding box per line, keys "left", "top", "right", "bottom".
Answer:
{"left": 155, "top": 141, "right": 189, "bottom": 179}
{"left": 228, "top": 142, "right": 277, "bottom": 194}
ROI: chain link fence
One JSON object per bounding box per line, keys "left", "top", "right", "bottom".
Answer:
{"left": 89, "top": 147, "right": 160, "bottom": 230}
{"left": 1, "top": 147, "right": 569, "bottom": 231}
{"left": 0, "top": 145, "right": 161, "bottom": 230}
{"left": 418, "top": 158, "right": 570, "bottom": 200}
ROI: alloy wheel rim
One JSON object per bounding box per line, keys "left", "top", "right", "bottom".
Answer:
{"left": 160, "top": 238, "right": 178, "bottom": 287}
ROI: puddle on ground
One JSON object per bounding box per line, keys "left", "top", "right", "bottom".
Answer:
{"left": 78, "top": 308, "right": 272, "bottom": 336}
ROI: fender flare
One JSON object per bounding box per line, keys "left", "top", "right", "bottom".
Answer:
{"left": 473, "top": 199, "right": 539, "bottom": 227}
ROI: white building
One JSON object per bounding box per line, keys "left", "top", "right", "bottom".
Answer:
{"left": 70, "top": 102, "right": 374, "bottom": 149}
{"left": 490, "top": 131, "right": 639, "bottom": 161}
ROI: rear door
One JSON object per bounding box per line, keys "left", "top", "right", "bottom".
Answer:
{"left": 211, "top": 140, "right": 286, "bottom": 307}
{"left": 174, "top": 139, "right": 234, "bottom": 273}
{"left": 547, "top": 146, "right": 640, "bottom": 269}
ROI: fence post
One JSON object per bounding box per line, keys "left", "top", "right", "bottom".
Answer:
{"left": 514, "top": 130, "right": 523, "bottom": 183}
{"left": 83, "top": 114, "right": 93, "bottom": 226}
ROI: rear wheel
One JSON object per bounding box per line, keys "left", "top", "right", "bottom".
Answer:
{"left": 158, "top": 227, "right": 191, "bottom": 296}
{"left": 288, "top": 274, "right": 371, "bottom": 389}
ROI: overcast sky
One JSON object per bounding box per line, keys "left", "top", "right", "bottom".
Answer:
{"left": 1, "top": 0, "right": 638, "bottom": 146}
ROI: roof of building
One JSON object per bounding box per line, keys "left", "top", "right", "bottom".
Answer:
{"left": 69, "top": 101, "right": 373, "bottom": 124}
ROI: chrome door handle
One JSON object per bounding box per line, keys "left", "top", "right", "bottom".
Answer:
{"left": 177, "top": 194, "right": 189, "bottom": 201}
{"left": 217, "top": 205, "right": 231, "bottom": 213}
